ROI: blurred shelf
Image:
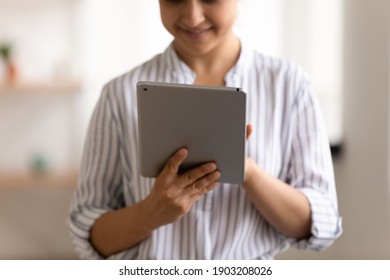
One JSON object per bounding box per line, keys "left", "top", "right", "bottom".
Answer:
{"left": 0, "top": 80, "right": 82, "bottom": 95}
{"left": 0, "top": 169, "right": 78, "bottom": 188}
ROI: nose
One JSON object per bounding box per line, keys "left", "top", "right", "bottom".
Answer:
{"left": 181, "top": 1, "right": 205, "bottom": 27}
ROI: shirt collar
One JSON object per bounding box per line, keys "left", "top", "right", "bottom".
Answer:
{"left": 225, "top": 40, "right": 250, "bottom": 88}
{"left": 163, "top": 43, "right": 196, "bottom": 84}
{"left": 162, "top": 40, "right": 251, "bottom": 87}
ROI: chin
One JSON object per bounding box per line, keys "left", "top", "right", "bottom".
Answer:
{"left": 175, "top": 37, "right": 218, "bottom": 55}
{"left": 181, "top": 44, "right": 214, "bottom": 57}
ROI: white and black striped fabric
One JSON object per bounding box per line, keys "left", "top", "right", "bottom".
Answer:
{"left": 68, "top": 42, "right": 342, "bottom": 259}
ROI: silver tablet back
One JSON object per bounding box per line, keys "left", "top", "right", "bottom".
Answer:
{"left": 137, "top": 81, "right": 247, "bottom": 184}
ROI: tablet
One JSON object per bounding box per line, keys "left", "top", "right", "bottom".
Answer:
{"left": 137, "top": 81, "right": 247, "bottom": 184}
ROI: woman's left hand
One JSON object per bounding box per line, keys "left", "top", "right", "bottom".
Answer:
{"left": 244, "top": 124, "right": 256, "bottom": 183}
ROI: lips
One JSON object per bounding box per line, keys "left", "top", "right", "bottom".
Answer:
{"left": 179, "top": 26, "right": 213, "bottom": 39}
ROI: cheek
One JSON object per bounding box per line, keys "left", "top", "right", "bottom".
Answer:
{"left": 159, "top": 4, "right": 176, "bottom": 29}
{"left": 211, "top": 5, "right": 237, "bottom": 30}
{"left": 160, "top": 12, "right": 176, "bottom": 32}
{"left": 214, "top": 14, "right": 236, "bottom": 32}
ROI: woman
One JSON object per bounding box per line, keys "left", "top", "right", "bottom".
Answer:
{"left": 69, "top": 0, "right": 342, "bottom": 259}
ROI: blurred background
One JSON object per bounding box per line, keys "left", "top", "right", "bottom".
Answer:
{"left": 0, "top": 0, "right": 389, "bottom": 259}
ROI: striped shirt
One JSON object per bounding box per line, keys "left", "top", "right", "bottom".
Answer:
{"left": 68, "top": 42, "right": 342, "bottom": 259}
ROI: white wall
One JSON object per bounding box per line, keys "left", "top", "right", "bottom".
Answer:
{"left": 282, "top": 0, "right": 343, "bottom": 144}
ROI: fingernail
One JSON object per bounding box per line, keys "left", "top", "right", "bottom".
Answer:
{"left": 178, "top": 148, "right": 187, "bottom": 156}
{"left": 207, "top": 163, "right": 217, "bottom": 171}
{"left": 212, "top": 171, "right": 221, "bottom": 180}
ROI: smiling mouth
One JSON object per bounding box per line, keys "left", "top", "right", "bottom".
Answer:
{"left": 179, "top": 27, "right": 213, "bottom": 39}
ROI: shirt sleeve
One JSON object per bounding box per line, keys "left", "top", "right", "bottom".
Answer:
{"left": 68, "top": 86, "right": 125, "bottom": 259}
{"left": 287, "top": 79, "right": 342, "bottom": 251}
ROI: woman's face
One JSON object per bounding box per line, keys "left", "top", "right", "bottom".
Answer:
{"left": 159, "top": 0, "right": 238, "bottom": 57}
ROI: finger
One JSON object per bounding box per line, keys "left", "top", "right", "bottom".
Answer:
{"left": 246, "top": 124, "right": 253, "bottom": 141}
{"left": 161, "top": 148, "right": 188, "bottom": 176}
{"left": 187, "top": 180, "right": 219, "bottom": 198}
{"left": 197, "top": 180, "right": 220, "bottom": 196}
{"left": 179, "top": 162, "right": 217, "bottom": 187}
{"left": 183, "top": 170, "right": 221, "bottom": 197}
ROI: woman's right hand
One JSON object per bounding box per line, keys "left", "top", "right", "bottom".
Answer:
{"left": 90, "top": 147, "right": 220, "bottom": 257}
{"left": 142, "top": 148, "right": 220, "bottom": 229}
